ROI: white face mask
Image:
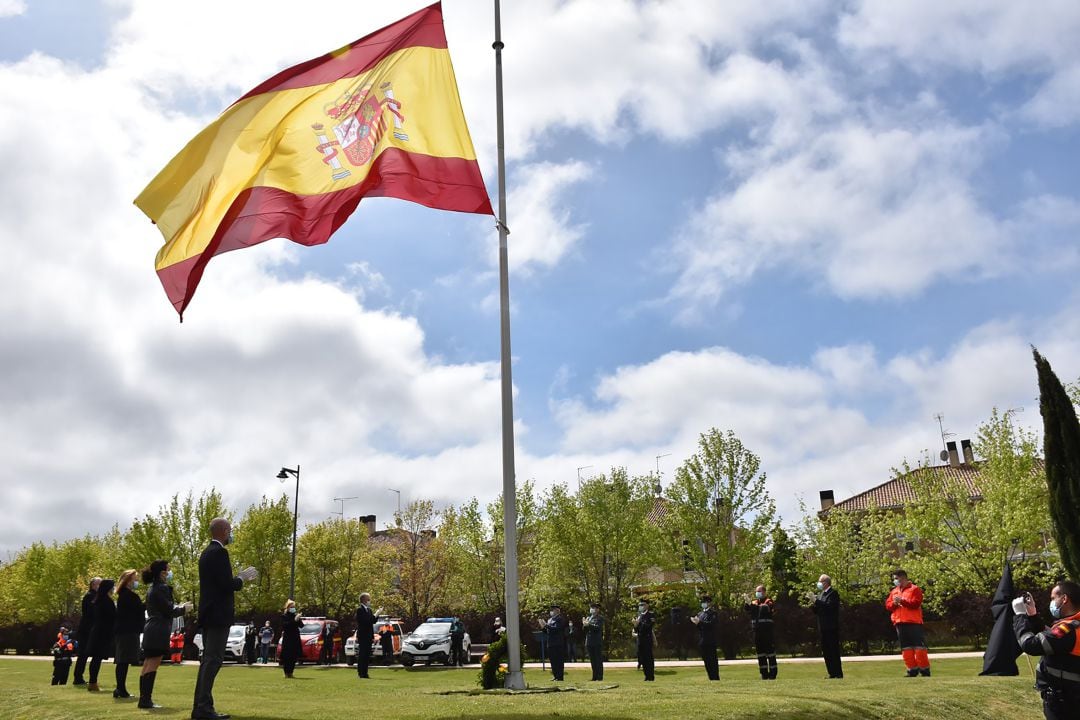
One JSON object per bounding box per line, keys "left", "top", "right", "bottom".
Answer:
{"left": 755, "top": 591, "right": 764, "bottom": 600}
{"left": 816, "top": 582, "right": 824, "bottom": 591}
{"left": 700, "top": 602, "right": 709, "bottom": 609}
{"left": 590, "top": 608, "right": 598, "bottom": 616}
{"left": 288, "top": 607, "right": 297, "bottom": 614}
{"left": 133, "top": 581, "right": 139, "bottom": 590}
{"left": 638, "top": 605, "right": 647, "bottom": 613}
{"left": 893, "top": 579, "right": 901, "bottom": 587}
{"left": 165, "top": 570, "right": 174, "bottom": 582}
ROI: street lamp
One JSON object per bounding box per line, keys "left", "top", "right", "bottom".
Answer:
{"left": 387, "top": 488, "right": 401, "bottom": 517}
{"left": 277, "top": 466, "right": 300, "bottom": 601}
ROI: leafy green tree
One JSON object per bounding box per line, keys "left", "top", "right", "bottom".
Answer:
{"left": 898, "top": 408, "right": 1052, "bottom": 601}
{"left": 666, "top": 429, "right": 776, "bottom": 607}
{"left": 440, "top": 498, "right": 505, "bottom": 614}
{"left": 295, "top": 518, "right": 393, "bottom": 619}
{"left": 1034, "top": 349, "right": 1080, "bottom": 580}
{"left": 531, "top": 469, "right": 663, "bottom": 642}
{"left": 767, "top": 523, "right": 800, "bottom": 600}
{"left": 391, "top": 500, "right": 450, "bottom": 622}
{"left": 231, "top": 495, "right": 294, "bottom": 616}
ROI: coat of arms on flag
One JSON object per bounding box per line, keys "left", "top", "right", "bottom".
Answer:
{"left": 313, "top": 81, "right": 409, "bottom": 181}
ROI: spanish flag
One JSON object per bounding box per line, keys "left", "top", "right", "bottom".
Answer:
{"left": 135, "top": 2, "right": 492, "bottom": 319}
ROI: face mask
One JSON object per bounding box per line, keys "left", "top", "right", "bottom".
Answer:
{"left": 638, "top": 605, "right": 646, "bottom": 613}
{"left": 590, "top": 609, "right": 598, "bottom": 616}
{"left": 816, "top": 582, "right": 824, "bottom": 591}
{"left": 893, "top": 579, "right": 901, "bottom": 587}
{"left": 288, "top": 607, "right": 297, "bottom": 614}
{"left": 1050, "top": 599, "right": 1062, "bottom": 619}
{"left": 755, "top": 591, "right": 764, "bottom": 600}
{"left": 165, "top": 570, "right": 174, "bottom": 582}
{"left": 701, "top": 602, "right": 709, "bottom": 609}
{"left": 226, "top": 532, "right": 234, "bottom": 545}
{"left": 133, "top": 581, "right": 139, "bottom": 590}
{"left": 549, "top": 610, "right": 557, "bottom": 618}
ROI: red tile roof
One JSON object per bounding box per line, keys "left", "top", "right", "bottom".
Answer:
{"left": 828, "top": 462, "right": 984, "bottom": 512}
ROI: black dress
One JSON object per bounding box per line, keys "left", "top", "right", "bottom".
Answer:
{"left": 142, "top": 582, "right": 185, "bottom": 658}
{"left": 114, "top": 587, "right": 146, "bottom": 664}
{"left": 88, "top": 596, "right": 117, "bottom": 660}
{"left": 279, "top": 613, "right": 304, "bottom": 673}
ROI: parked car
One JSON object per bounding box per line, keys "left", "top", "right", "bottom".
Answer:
{"left": 224, "top": 624, "right": 248, "bottom": 662}
{"left": 344, "top": 617, "right": 404, "bottom": 665}
{"left": 277, "top": 617, "right": 342, "bottom": 664}
{"left": 399, "top": 617, "right": 470, "bottom": 667}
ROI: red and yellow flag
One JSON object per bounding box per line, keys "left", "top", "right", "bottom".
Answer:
{"left": 135, "top": 2, "right": 492, "bottom": 318}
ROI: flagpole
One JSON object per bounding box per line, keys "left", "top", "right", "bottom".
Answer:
{"left": 492, "top": 0, "right": 525, "bottom": 690}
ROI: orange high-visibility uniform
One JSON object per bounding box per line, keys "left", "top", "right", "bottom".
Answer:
{"left": 170, "top": 631, "right": 184, "bottom": 664}
{"left": 886, "top": 582, "right": 929, "bottom": 672}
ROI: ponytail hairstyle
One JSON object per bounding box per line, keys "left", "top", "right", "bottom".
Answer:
{"left": 143, "top": 559, "right": 169, "bottom": 585}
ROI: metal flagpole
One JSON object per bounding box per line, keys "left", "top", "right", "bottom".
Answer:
{"left": 492, "top": 0, "right": 525, "bottom": 690}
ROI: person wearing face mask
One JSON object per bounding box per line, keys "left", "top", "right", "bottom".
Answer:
{"left": 690, "top": 595, "right": 719, "bottom": 680}
{"left": 811, "top": 574, "right": 843, "bottom": 679}
{"left": 113, "top": 569, "right": 146, "bottom": 699}
{"left": 86, "top": 579, "right": 117, "bottom": 692}
{"left": 279, "top": 600, "right": 305, "bottom": 678}
{"left": 193, "top": 517, "right": 258, "bottom": 720}
{"left": 72, "top": 577, "right": 101, "bottom": 685}
{"left": 744, "top": 585, "right": 777, "bottom": 680}
{"left": 886, "top": 569, "right": 929, "bottom": 677}
{"left": 1013, "top": 579, "right": 1080, "bottom": 719}
{"left": 539, "top": 605, "right": 568, "bottom": 681}
{"left": 354, "top": 592, "right": 376, "bottom": 678}
{"left": 583, "top": 603, "right": 605, "bottom": 681}
{"left": 633, "top": 599, "right": 655, "bottom": 681}
{"left": 140, "top": 560, "right": 192, "bottom": 709}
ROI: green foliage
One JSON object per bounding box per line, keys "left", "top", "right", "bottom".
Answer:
{"left": 392, "top": 500, "right": 450, "bottom": 621}
{"left": 296, "top": 517, "right": 392, "bottom": 618}
{"left": 1035, "top": 349, "right": 1080, "bottom": 580}
{"left": 231, "top": 495, "right": 294, "bottom": 616}
{"left": 795, "top": 500, "right": 897, "bottom": 605}
{"left": 767, "top": 523, "right": 800, "bottom": 600}
{"left": 530, "top": 469, "right": 663, "bottom": 642}
{"left": 665, "top": 429, "right": 776, "bottom": 607}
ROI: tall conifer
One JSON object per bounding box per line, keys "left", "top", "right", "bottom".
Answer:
{"left": 1034, "top": 348, "right": 1080, "bottom": 580}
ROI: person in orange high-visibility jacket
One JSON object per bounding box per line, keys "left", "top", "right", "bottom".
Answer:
{"left": 885, "top": 569, "right": 930, "bottom": 677}
{"left": 169, "top": 629, "right": 184, "bottom": 664}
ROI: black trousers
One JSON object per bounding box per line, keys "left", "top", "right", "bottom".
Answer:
{"left": 700, "top": 642, "right": 719, "bottom": 680}
{"left": 357, "top": 645, "right": 371, "bottom": 677}
{"left": 193, "top": 625, "right": 227, "bottom": 713}
{"left": 548, "top": 647, "right": 565, "bottom": 680}
{"left": 52, "top": 657, "right": 71, "bottom": 685}
{"left": 638, "top": 641, "right": 654, "bottom": 680}
{"left": 586, "top": 642, "right": 603, "bottom": 680}
{"left": 88, "top": 656, "right": 104, "bottom": 684}
{"left": 1040, "top": 684, "right": 1080, "bottom": 720}
{"left": 451, "top": 636, "right": 463, "bottom": 665}
{"left": 821, "top": 628, "right": 843, "bottom": 678}
{"left": 73, "top": 643, "right": 89, "bottom": 683}
{"left": 281, "top": 655, "right": 297, "bottom": 676}
{"left": 755, "top": 628, "right": 777, "bottom": 679}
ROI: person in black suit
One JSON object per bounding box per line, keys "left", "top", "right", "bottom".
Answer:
{"left": 113, "top": 569, "right": 145, "bottom": 698}
{"left": 354, "top": 593, "right": 376, "bottom": 678}
{"left": 691, "top": 595, "right": 720, "bottom": 680}
{"left": 633, "top": 599, "right": 656, "bottom": 681}
{"left": 812, "top": 574, "right": 843, "bottom": 679}
{"left": 139, "top": 560, "right": 191, "bottom": 710}
{"left": 72, "top": 577, "right": 100, "bottom": 685}
{"left": 86, "top": 579, "right": 116, "bottom": 692}
{"left": 192, "top": 517, "right": 257, "bottom": 720}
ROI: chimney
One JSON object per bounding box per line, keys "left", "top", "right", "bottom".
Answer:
{"left": 961, "top": 439, "right": 974, "bottom": 465}
{"left": 819, "top": 490, "right": 835, "bottom": 511}
{"left": 360, "top": 514, "right": 376, "bottom": 535}
{"left": 947, "top": 441, "right": 960, "bottom": 468}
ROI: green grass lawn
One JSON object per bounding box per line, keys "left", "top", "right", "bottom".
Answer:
{"left": 2, "top": 657, "right": 1040, "bottom": 720}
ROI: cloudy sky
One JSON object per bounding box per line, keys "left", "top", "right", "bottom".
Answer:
{"left": 2, "top": 0, "right": 1078, "bottom": 556}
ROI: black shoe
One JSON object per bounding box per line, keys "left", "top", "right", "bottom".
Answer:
{"left": 73, "top": 679, "right": 86, "bottom": 686}
{"left": 138, "top": 699, "right": 162, "bottom": 709}
{"left": 919, "top": 668, "right": 931, "bottom": 677}
{"left": 113, "top": 689, "right": 132, "bottom": 698}
{"left": 906, "top": 669, "right": 919, "bottom": 677}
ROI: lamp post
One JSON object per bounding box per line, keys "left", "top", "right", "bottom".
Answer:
{"left": 387, "top": 488, "right": 401, "bottom": 518}
{"left": 277, "top": 466, "right": 300, "bottom": 601}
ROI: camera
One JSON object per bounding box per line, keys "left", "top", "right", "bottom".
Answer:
{"left": 1011, "top": 593, "right": 1033, "bottom": 615}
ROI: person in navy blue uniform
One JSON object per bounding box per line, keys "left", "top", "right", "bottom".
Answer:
{"left": 691, "top": 595, "right": 719, "bottom": 680}
{"left": 744, "top": 584, "right": 778, "bottom": 679}
{"left": 583, "top": 603, "right": 605, "bottom": 681}
{"left": 633, "top": 599, "right": 655, "bottom": 681}
{"left": 541, "top": 604, "right": 568, "bottom": 680}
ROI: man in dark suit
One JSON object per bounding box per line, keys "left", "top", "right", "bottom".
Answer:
{"left": 192, "top": 518, "right": 257, "bottom": 720}
{"left": 354, "top": 593, "right": 375, "bottom": 678}
{"left": 540, "top": 605, "right": 568, "bottom": 681}
{"left": 72, "top": 577, "right": 100, "bottom": 685}
{"left": 634, "top": 599, "right": 656, "bottom": 681}
{"left": 812, "top": 574, "right": 843, "bottom": 679}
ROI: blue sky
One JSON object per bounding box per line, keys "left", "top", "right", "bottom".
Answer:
{"left": 1, "top": 0, "right": 1079, "bottom": 555}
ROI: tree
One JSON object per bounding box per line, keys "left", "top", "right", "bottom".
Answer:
{"left": 440, "top": 498, "right": 504, "bottom": 615}
{"left": 898, "top": 408, "right": 1052, "bottom": 601}
{"left": 767, "top": 523, "right": 800, "bottom": 600}
{"left": 1034, "top": 348, "right": 1080, "bottom": 580}
{"left": 295, "top": 518, "right": 392, "bottom": 619}
{"left": 666, "top": 429, "right": 776, "bottom": 607}
{"left": 531, "top": 469, "right": 663, "bottom": 643}
{"left": 231, "top": 495, "right": 294, "bottom": 616}
{"left": 391, "top": 500, "right": 450, "bottom": 623}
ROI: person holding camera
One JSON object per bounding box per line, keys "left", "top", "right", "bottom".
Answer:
{"left": 1013, "top": 579, "right": 1080, "bottom": 719}
{"left": 886, "top": 569, "right": 930, "bottom": 677}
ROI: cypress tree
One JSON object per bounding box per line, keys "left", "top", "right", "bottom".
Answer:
{"left": 1033, "top": 347, "right": 1080, "bottom": 580}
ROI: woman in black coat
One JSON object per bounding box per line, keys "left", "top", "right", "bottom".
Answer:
{"left": 278, "top": 599, "right": 305, "bottom": 678}
{"left": 113, "top": 569, "right": 145, "bottom": 698}
{"left": 138, "top": 560, "right": 190, "bottom": 709}
{"left": 86, "top": 579, "right": 116, "bottom": 692}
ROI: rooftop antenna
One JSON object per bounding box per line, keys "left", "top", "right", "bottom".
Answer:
{"left": 654, "top": 453, "right": 671, "bottom": 495}
{"left": 332, "top": 496, "right": 358, "bottom": 519}
{"left": 933, "top": 412, "right": 955, "bottom": 462}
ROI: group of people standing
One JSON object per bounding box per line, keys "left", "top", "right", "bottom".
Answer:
{"left": 58, "top": 517, "right": 258, "bottom": 720}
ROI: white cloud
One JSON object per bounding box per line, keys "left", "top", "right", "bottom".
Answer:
{"left": 1022, "top": 64, "right": 1080, "bottom": 128}
{"left": 0, "top": 0, "right": 26, "bottom": 18}
{"left": 502, "top": 160, "right": 593, "bottom": 275}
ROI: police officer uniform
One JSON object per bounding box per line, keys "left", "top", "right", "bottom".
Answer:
{"left": 1014, "top": 606, "right": 1080, "bottom": 719}
{"left": 542, "top": 605, "right": 568, "bottom": 680}
{"left": 745, "top": 596, "right": 778, "bottom": 679}
{"left": 634, "top": 601, "right": 655, "bottom": 681}
{"left": 694, "top": 597, "right": 719, "bottom": 680}
{"left": 584, "top": 604, "right": 604, "bottom": 681}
